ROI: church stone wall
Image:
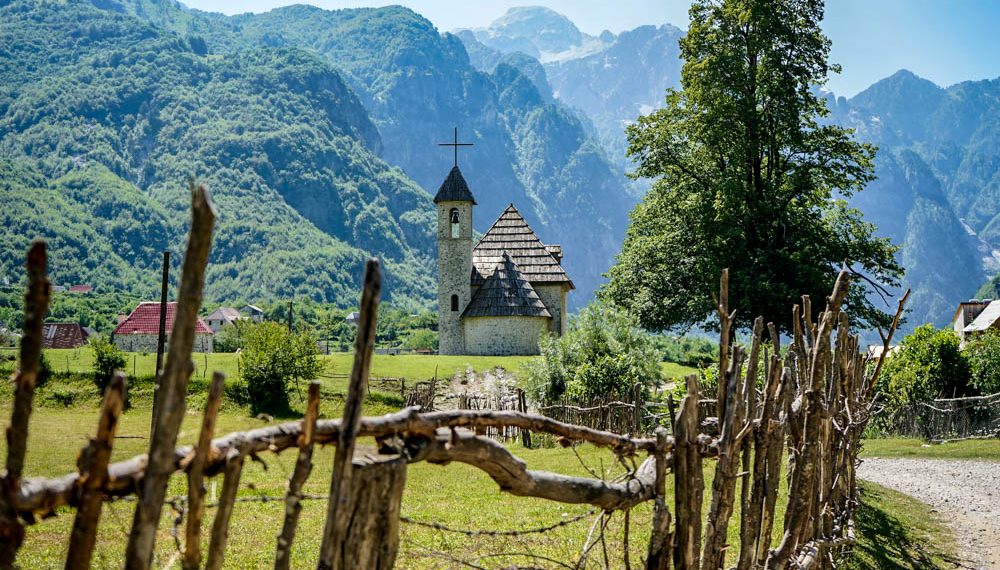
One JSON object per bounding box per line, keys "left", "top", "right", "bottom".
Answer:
{"left": 535, "top": 284, "right": 568, "bottom": 336}
{"left": 464, "top": 316, "right": 549, "bottom": 356}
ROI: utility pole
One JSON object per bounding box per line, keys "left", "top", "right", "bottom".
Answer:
{"left": 152, "top": 251, "right": 169, "bottom": 431}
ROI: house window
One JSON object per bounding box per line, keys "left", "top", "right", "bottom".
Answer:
{"left": 450, "top": 208, "right": 460, "bottom": 238}
{"left": 450, "top": 294, "right": 459, "bottom": 312}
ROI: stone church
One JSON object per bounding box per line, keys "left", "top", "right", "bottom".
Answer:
{"left": 435, "top": 165, "right": 573, "bottom": 356}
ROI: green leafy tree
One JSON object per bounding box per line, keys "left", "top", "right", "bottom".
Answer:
{"left": 525, "top": 302, "right": 663, "bottom": 405}
{"left": 403, "top": 328, "right": 438, "bottom": 351}
{"left": 965, "top": 330, "right": 1000, "bottom": 395}
{"left": 604, "top": 0, "right": 901, "bottom": 333}
{"left": 879, "top": 325, "right": 972, "bottom": 407}
{"left": 239, "top": 322, "right": 324, "bottom": 414}
{"left": 91, "top": 336, "right": 126, "bottom": 391}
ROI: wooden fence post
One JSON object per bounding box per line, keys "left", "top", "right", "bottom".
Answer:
{"left": 126, "top": 183, "right": 215, "bottom": 570}
{"left": 646, "top": 427, "right": 672, "bottom": 570}
{"left": 183, "top": 372, "right": 226, "bottom": 570}
{"left": 275, "top": 381, "right": 322, "bottom": 570}
{"left": 674, "top": 374, "right": 703, "bottom": 570}
{"left": 318, "top": 259, "right": 381, "bottom": 570}
{"left": 205, "top": 448, "right": 246, "bottom": 570}
{"left": 0, "top": 241, "right": 50, "bottom": 567}
{"left": 65, "top": 372, "right": 126, "bottom": 570}
{"left": 329, "top": 453, "right": 407, "bottom": 570}
{"left": 518, "top": 388, "right": 531, "bottom": 449}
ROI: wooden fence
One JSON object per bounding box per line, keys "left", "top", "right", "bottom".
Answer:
{"left": 0, "top": 185, "right": 906, "bottom": 569}
{"left": 869, "top": 391, "right": 1000, "bottom": 441}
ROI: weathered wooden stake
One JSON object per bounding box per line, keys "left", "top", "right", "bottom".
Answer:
{"left": 204, "top": 448, "right": 245, "bottom": 570}
{"left": 646, "top": 427, "right": 672, "bottom": 570}
{"left": 275, "top": 381, "right": 322, "bottom": 570}
{"left": 330, "top": 453, "right": 407, "bottom": 570}
{"left": 318, "top": 258, "right": 381, "bottom": 570}
{"left": 674, "top": 374, "right": 703, "bottom": 570}
{"left": 65, "top": 372, "right": 126, "bottom": 570}
{"left": 183, "top": 372, "right": 226, "bottom": 570}
{"left": 0, "top": 241, "right": 50, "bottom": 567}
{"left": 126, "top": 182, "right": 215, "bottom": 570}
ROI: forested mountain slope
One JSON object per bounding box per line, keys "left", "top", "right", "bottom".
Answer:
{"left": 0, "top": 0, "right": 434, "bottom": 305}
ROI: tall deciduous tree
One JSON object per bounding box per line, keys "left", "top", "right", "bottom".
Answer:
{"left": 604, "top": 0, "right": 901, "bottom": 333}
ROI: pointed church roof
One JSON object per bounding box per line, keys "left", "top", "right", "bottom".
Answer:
{"left": 433, "top": 166, "right": 477, "bottom": 204}
{"left": 472, "top": 204, "right": 574, "bottom": 288}
{"left": 462, "top": 253, "right": 552, "bottom": 319}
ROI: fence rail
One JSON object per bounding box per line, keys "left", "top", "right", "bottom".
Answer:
{"left": 0, "top": 187, "right": 905, "bottom": 569}
{"left": 870, "top": 391, "right": 1000, "bottom": 441}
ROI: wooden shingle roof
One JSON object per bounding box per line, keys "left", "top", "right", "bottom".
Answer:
{"left": 433, "top": 166, "right": 477, "bottom": 204}
{"left": 472, "top": 204, "right": 573, "bottom": 288}
{"left": 462, "top": 253, "right": 552, "bottom": 319}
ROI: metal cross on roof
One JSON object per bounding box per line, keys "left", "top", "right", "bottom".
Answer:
{"left": 438, "top": 127, "right": 473, "bottom": 167}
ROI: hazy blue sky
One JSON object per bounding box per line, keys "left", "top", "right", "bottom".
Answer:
{"left": 182, "top": 0, "right": 1000, "bottom": 97}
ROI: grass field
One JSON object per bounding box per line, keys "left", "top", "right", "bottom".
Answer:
{"left": 0, "top": 398, "right": 960, "bottom": 568}
{"left": 862, "top": 437, "right": 1000, "bottom": 461}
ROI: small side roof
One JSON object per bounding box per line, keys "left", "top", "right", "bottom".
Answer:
{"left": 433, "top": 166, "right": 477, "bottom": 204}
{"left": 964, "top": 300, "right": 1000, "bottom": 333}
{"left": 462, "top": 253, "right": 552, "bottom": 319}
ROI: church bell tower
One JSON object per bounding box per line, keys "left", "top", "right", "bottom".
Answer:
{"left": 435, "top": 129, "right": 476, "bottom": 355}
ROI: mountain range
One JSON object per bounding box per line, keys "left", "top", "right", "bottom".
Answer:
{"left": 0, "top": 0, "right": 997, "bottom": 333}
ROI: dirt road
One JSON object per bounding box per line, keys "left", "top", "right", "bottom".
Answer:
{"left": 858, "top": 457, "right": 1000, "bottom": 569}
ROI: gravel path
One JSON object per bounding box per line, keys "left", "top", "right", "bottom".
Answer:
{"left": 858, "top": 458, "right": 1000, "bottom": 569}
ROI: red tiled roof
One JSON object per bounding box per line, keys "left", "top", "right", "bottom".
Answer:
{"left": 68, "top": 285, "right": 93, "bottom": 293}
{"left": 42, "top": 323, "right": 89, "bottom": 349}
{"left": 113, "top": 302, "right": 213, "bottom": 335}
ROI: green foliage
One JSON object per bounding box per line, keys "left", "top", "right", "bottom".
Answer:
{"left": 603, "top": 0, "right": 901, "bottom": 334}
{"left": 238, "top": 322, "right": 324, "bottom": 414}
{"left": 965, "top": 330, "right": 1000, "bottom": 395}
{"left": 90, "top": 336, "right": 126, "bottom": 392}
{"left": 524, "top": 302, "right": 662, "bottom": 405}
{"left": 213, "top": 320, "right": 252, "bottom": 353}
{"left": 652, "top": 335, "right": 716, "bottom": 368}
{"left": 402, "top": 328, "right": 438, "bottom": 351}
{"left": 879, "top": 325, "right": 972, "bottom": 407}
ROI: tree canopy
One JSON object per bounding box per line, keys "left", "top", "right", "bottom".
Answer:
{"left": 603, "top": 0, "right": 901, "bottom": 333}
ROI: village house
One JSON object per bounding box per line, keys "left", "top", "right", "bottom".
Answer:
{"left": 951, "top": 298, "right": 1000, "bottom": 344}
{"left": 241, "top": 304, "right": 265, "bottom": 323}
{"left": 435, "top": 165, "right": 573, "bottom": 356}
{"left": 112, "top": 302, "right": 214, "bottom": 353}
{"left": 41, "top": 322, "right": 90, "bottom": 349}
{"left": 205, "top": 307, "right": 243, "bottom": 332}
{"left": 68, "top": 284, "right": 93, "bottom": 294}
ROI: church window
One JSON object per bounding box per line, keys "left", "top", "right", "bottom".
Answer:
{"left": 450, "top": 208, "right": 460, "bottom": 238}
{"left": 450, "top": 294, "right": 459, "bottom": 312}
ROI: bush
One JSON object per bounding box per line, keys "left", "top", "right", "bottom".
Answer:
{"left": 91, "top": 336, "right": 126, "bottom": 392}
{"left": 524, "top": 301, "right": 663, "bottom": 405}
{"left": 966, "top": 330, "right": 1000, "bottom": 395}
{"left": 238, "top": 322, "right": 323, "bottom": 414}
{"left": 879, "top": 325, "right": 972, "bottom": 407}
{"left": 214, "top": 320, "right": 253, "bottom": 353}
{"left": 403, "top": 328, "right": 437, "bottom": 351}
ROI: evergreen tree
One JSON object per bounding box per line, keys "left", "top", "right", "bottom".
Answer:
{"left": 604, "top": 0, "right": 901, "bottom": 333}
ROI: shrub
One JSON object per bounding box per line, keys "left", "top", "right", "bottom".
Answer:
{"left": 965, "top": 330, "right": 1000, "bottom": 395}
{"left": 525, "top": 301, "right": 662, "bottom": 405}
{"left": 91, "top": 336, "right": 126, "bottom": 392}
{"left": 403, "top": 328, "right": 437, "bottom": 351}
{"left": 214, "top": 320, "right": 253, "bottom": 353}
{"left": 879, "top": 324, "right": 972, "bottom": 407}
{"left": 238, "top": 322, "right": 323, "bottom": 414}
